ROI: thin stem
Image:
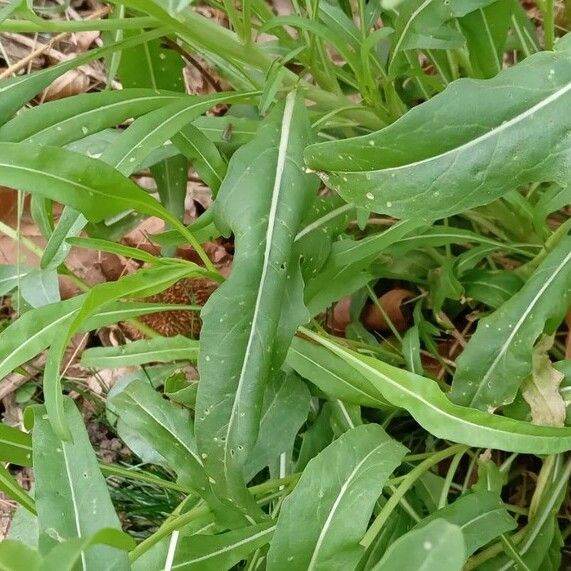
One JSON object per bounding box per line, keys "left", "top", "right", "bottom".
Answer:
{"left": 437, "top": 447, "right": 466, "bottom": 508}
{"left": 543, "top": 0, "right": 555, "bottom": 50}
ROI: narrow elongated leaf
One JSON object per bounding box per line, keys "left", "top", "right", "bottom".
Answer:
{"left": 41, "top": 207, "right": 87, "bottom": 270}
{"left": 267, "top": 424, "right": 406, "bottom": 570}
{"left": 109, "top": 379, "right": 209, "bottom": 494}
{"left": 195, "top": 92, "right": 318, "bottom": 519}
{"left": 286, "top": 336, "right": 390, "bottom": 408}
{"left": 414, "top": 491, "right": 515, "bottom": 555}
{"left": 82, "top": 336, "right": 199, "bottom": 368}
{"left": 450, "top": 236, "right": 571, "bottom": 410}
{"left": 371, "top": 519, "right": 465, "bottom": 571}
{"left": 0, "top": 29, "right": 167, "bottom": 125}
{"left": 167, "top": 523, "right": 275, "bottom": 570}
{"left": 0, "top": 143, "right": 180, "bottom": 224}
{"left": 459, "top": 0, "right": 513, "bottom": 78}
{"left": 0, "top": 90, "right": 184, "bottom": 146}
{"left": 32, "top": 398, "right": 128, "bottom": 570}
{"left": 100, "top": 92, "right": 255, "bottom": 176}
{"left": 301, "top": 328, "right": 571, "bottom": 453}
{"left": 305, "top": 47, "right": 571, "bottom": 220}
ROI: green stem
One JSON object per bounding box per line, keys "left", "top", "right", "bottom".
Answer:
{"left": 0, "top": 16, "right": 159, "bottom": 32}
{"left": 361, "top": 444, "right": 468, "bottom": 548}
{"left": 437, "top": 447, "right": 466, "bottom": 508}
{"left": 543, "top": 0, "right": 555, "bottom": 50}
{"left": 101, "top": 464, "right": 192, "bottom": 494}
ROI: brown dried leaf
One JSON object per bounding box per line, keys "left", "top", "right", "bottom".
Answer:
{"left": 42, "top": 69, "right": 90, "bottom": 101}
{"left": 362, "top": 288, "right": 414, "bottom": 332}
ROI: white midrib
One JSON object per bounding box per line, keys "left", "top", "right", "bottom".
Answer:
{"left": 294, "top": 203, "right": 353, "bottom": 241}
{"left": 170, "top": 526, "right": 275, "bottom": 568}
{"left": 307, "top": 443, "right": 388, "bottom": 570}
{"left": 480, "top": 8, "right": 501, "bottom": 73}
{"left": 88, "top": 346, "right": 197, "bottom": 364}
{"left": 62, "top": 443, "right": 86, "bottom": 571}
{"left": 175, "top": 130, "right": 223, "bottom": 185}
{"left": 0, "top": 309, "right": 77, "bottom": 375}
{"left": 336, "top": 78, "right": 571, "bottom": 175}
{"left": 305, "top": 330, "right": 548, "bottom": 442}
{"left": 471, "top": 248, "right": 571, "bottom": 404}
{"left": 222, "top": 91, "right": 297, "bottom": 476}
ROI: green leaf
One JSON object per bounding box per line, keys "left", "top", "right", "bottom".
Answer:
{"left": 195, "top": 92, "right": 318, "bottom": 519}
{"left": 0, "top": 423, "right": 32, "bottom": 466}
{"left": 0, "top": 540, "right": 41, "bottom": 571}
{"left": 19, "top": 268, "right": 60, "bottom": 308}
{"left": 108, "top": 379, "right": 209, "bottom": 495}
{"left": 286, "top": 336, "right": 390, "bottom": 408}
{"left": 0, "top": 143, "right": 181, "bottom": 224}
{"left": 305, "top": 47, "right": 571, "bottom": 220}
{"left": 100, "top": 92, "right": 255, "bottom": 176}
{"left": 450, "top": 236, "right": 571, "bottom": 411}
{"left": 459, "top": 0, "right": 513, "bottom": 78}
{"left": 151, "top": 153, "right": 188, "bottom": 223}
{"left": 82, "top": 336, "right": 199, "bottom": 368}
{"left": 0, "top": 28, "right": 167, "bottom": 125}
{"left": 0, "top": 464, "right": 35, "bottom": 514}
{"left": 245, "top": 372, "right": 311, "bottom": 480}
{"left": 462, "top": 269, "right": 524, "bottom": 309}
{"left": 39, "top": 529, "right": 135, "bottom": 571}
{"left": 0, "top": 89, "right": 184, "bottom": 146}
{"left": 301, "top": 328, "right": 571, "bottom": 453}
{"left": 32, "top": 398, "right": 128, "bottom": 570}
{"left": 168, "top": 523, "right": 275, "bottom": 570}
{"left": 40, "top": 207, "right": 87, "bottom": 270}
{"left": 267, "top": 424, "right": 407, "bottom": 570}
{"left": 370, "top": 519, "right": 466, "bottom": 571}
{"left": 414, "top": 491, "right": 516, "bottom": 555}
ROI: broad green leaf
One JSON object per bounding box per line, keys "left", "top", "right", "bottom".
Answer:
{"left": 0, "top": 28, "right": 167, "bottom": 125}
{"left": 286, "top": 336, "right": 390, "bottom": 408}
{"left": 0, "top": 423, "right": 32, "bottom": 466}
{"left": 195, "top": 92, "right": 318, "bottom": 519}
{"left": 459, "top": 0, "right": 513, "bottom": 78}
{"left": 413, "top": 491, "right": 515, "bottom": 555}
{"left": 108, "top": 379, "right": 209, "bottom": 494}
{"left": 370, "top": 519, "right": 465, "bottom": 571}
{"left": 305, "top": 47, "right": 571, "bottom": 220}
{"left": 301, "top": 328, "right": 571, "bottom": 453}
{"left": 40, "top": 529, "right": 135, "bottom": 571}
{"left": 167, "top": 523, "right": 275, "bottom": 570}
{"left": 450, "top": 236, "right": 571, "bottom": 411}
{"left": 267, "top": 424, "right": 407, "bottom": 570}
{"left": 32, "top": 398, "right": 128, "bottom": 570}
{"left": 0, "top": 464, "right": 35, "bottom": 514}
{"left": 151, "top": 153, "right": 188, "bottom": 223}
{"left": 0, "top": 540, "right": 41, "bottom": 571}
{"left": 0, "top": 90, "right": 184, "bottom": 146}
{"left": 192, "top": 115, "right": 259, "bottom": 147}
{"left": 245, "top": 372, "right": 311, "bottom": 480}
{"left": 82, "top": 336, "right": 199, "bottom": 368}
